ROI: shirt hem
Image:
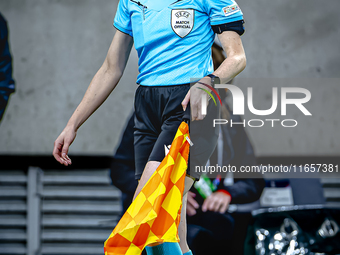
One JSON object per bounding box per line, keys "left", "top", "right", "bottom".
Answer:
{"left": 113, "top": 23, "right": 133, "bottom": 37}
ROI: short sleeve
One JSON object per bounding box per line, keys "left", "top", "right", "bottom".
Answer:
{"left": 206, "top": 0, "right": 244, "bottom": 26}
{"left": 114, "top": 0, "right": 133, "bottom": 37}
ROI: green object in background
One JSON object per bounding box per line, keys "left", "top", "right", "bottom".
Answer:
{"left": 194, "top": 174, "right": 216, "bottom": 199}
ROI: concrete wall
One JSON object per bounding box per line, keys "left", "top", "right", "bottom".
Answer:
{"left": 0, "top": 0, "right": 339, "bottom": 156}
{"left": 234, "top": 0, "right": 340, "bottom": 156}
{"left": 0, "top": 0, "right": 139, "bottom": 155}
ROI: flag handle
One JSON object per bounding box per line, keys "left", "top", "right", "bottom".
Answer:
{"left": 182, "top": 104, "right": 190, "bottom": 123}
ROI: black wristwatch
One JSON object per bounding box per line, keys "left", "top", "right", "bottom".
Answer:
{"left": 207, "top": 74, "right": 220, "bottom": 88}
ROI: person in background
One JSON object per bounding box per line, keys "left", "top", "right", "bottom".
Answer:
{"left": 186, "top": 92, "right": 265, "bottom": 255}
{"left": 184, "top": 41, "right": 265, "bottom": 255}
{"left": 0, "top": 12, "right": 15, "bottom": 123}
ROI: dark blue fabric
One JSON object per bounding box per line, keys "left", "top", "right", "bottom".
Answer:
{"left": 0, "top": 13, "right": 15, "bottom": 92}
{"left": 0, "top": 12, "right": 15, "bottom": 122}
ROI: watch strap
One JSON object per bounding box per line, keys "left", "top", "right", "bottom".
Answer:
{"left": 207, "top": 74, "right": 220, "bottom": 87}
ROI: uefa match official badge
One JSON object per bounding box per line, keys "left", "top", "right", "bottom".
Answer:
{"left": 171, "top": 9, "right": 194, "bottom": 38}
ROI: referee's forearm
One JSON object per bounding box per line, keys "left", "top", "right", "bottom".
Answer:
{"left": 212, "top": 53, "right": 246, "bottom": 84}
{"left": 66, "top": 66, "right": 122, "bottom": 131}
{"left": 65, "top": 31, "right": 132, "bottom": 131}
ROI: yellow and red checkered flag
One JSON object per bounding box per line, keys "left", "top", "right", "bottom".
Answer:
{"left": 104, "top": 122, "right": 190, "bottom": 255}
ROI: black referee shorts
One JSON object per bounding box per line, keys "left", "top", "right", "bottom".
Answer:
{"left": 134, "top": 84, "right": 190, "bottom": 180}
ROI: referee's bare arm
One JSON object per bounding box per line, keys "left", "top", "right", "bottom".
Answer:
{"left": 213, "top": 30, "right": 246, "bottom": 84}
{"left": 182, "top": 30, "right": 246, "bottom": 120}
{"left": 53, "top": 30, "right": 133, "bottom": 166}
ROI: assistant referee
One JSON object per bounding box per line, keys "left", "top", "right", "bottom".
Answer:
{"left": 53, "top": 1, "right": 247, "bottom": 254}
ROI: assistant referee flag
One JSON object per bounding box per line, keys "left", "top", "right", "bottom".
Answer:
{"left": 104, "top": 122, "right": 190, "bottom": 255}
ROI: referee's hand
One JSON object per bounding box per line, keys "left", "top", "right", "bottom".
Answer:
{"left": 182, "top": 77, "right": 211, "bottom": 121}
{"left": 53, "top": 126, "right": 76, "bottom": 166}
